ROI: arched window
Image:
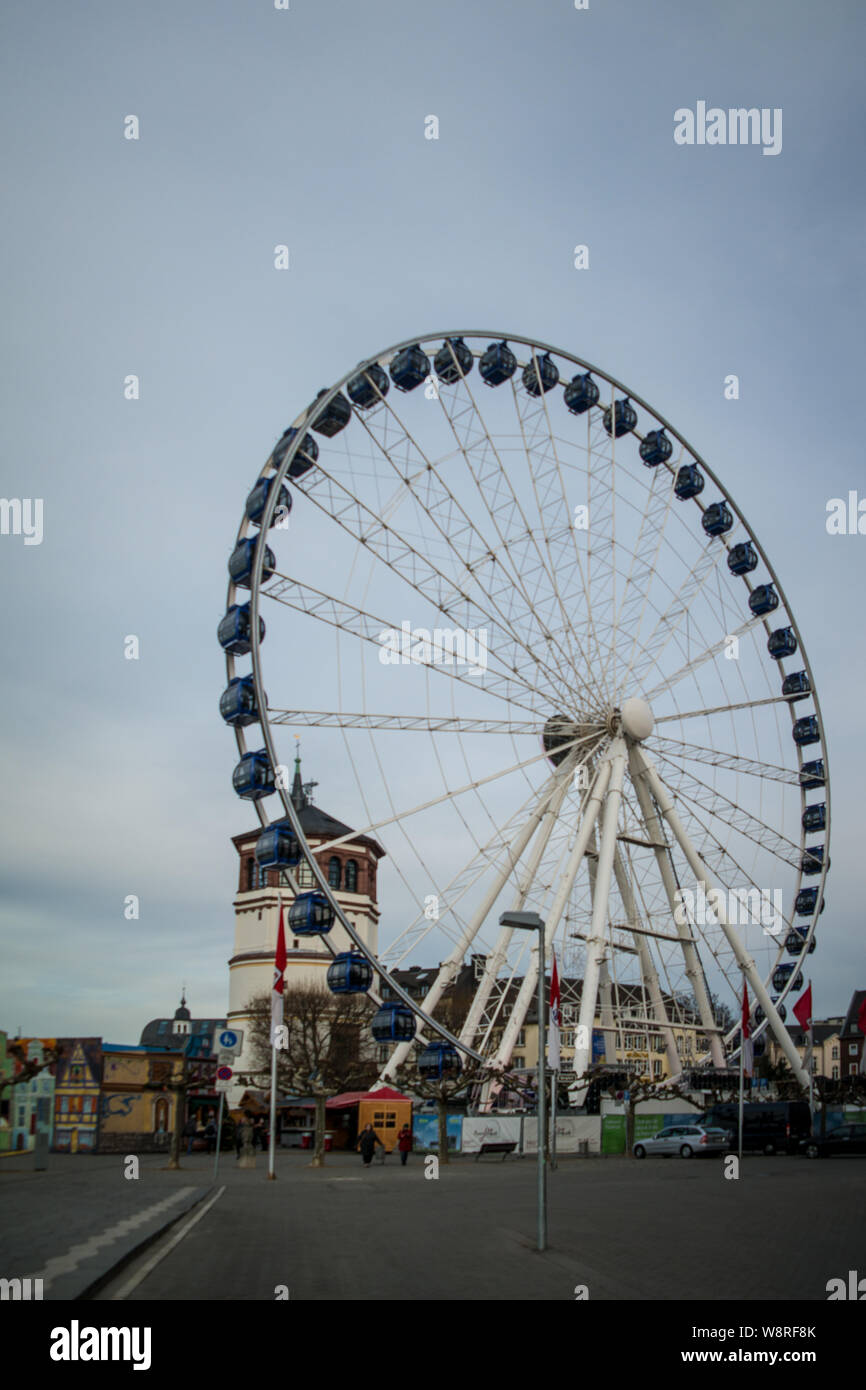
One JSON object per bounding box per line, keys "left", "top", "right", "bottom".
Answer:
{"left": 345, "top": 859, "right": 358, "bottom": 893}
{"left": 245, "top": 857, "right": 255, "bottom": 891}
{"left": 258, "top": 864, "right": 269, "bottom": 889}
{"left": 328, "top": 856, "right": 341, "bottom": 889}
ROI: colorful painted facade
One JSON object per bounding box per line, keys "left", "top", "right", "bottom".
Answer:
{"left": 8, "top": 1039, "right": 56, "bottom": 1152}
{"left": 99, "top": 1045, "right": 184, "bottom": 1153}
{"left": 53, "top": 1038, "right": 102, "bottom": 1153}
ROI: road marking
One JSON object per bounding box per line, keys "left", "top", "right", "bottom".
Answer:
{"left": 31, "top": 1187, "right": 197, "bottom": 1290}
{"left": 110, "top": 1186, "right": 226, "bottom": 1300}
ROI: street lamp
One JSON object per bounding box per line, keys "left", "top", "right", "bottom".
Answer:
{"left": 499, "top": 910, "right": 547, "bottom": 1252}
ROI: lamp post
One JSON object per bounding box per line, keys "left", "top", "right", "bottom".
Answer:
{"left": 499, "top": 910, "right": 547, "bottom": 1252}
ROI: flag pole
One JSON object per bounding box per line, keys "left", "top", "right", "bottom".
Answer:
{"left": 808, "top": 978, "right": 814, "bottom": 1122}
{"left": 738, "top": 975, "right": 747, "bottom": 1165}
{"left": 268, "top": 893, "right": 286, "bottom": 1183}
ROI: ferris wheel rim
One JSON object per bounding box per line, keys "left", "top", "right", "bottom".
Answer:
{"left": 223, "top": 329, "right": 829, "bottom": 1081}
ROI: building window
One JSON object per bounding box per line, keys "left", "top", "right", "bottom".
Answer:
{"left": 297, "top": 861, "right": 314, "bottom": 888}
{"left": 158, "top": 1020, "right": 168, "bottom": 1034}
{"left": 328, "top": 857, "right": 341, "bottom": 890}
{"left": 246, "top": 857, "right": 255, "bottom": 891}
{"left": 345, "top": 859, "right": 358, "bottom": 893}
{"left": 257, "top": 864, "right": 269, "bottom": 889}
{"left": 561, "top": 1031, "right": 573, "bottom": 1048}
{"left": 652, "top": 1059, "right": 663, "bottom": 1077}
{"left": 513, "top": 1057, "right": 524, "bottom": 1069}
{"left": 832, "top": 1065, "right": 839, "bottom": 1079}
{"left": 851, "top": 1043, "right": 859, "bottom": 1058}
{"left": 832, "top": 1045, "right": 839, "bottom": 1059}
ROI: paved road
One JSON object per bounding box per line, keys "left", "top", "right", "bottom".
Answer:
{"left": 0, "top": 1153, "right": 208, "bottom": 1299}
{"left": 83, "top": 1149, "right": 866, "bottom": 1302}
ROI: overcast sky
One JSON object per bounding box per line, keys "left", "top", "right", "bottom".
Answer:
{"left": 1, "top": 0, "right": 863, "bottom": 1042}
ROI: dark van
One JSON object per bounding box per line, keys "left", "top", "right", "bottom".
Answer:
{"left": 704, "top": 1101, "right": 812, "bottom": 1154}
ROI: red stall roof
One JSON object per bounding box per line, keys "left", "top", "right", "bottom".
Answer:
{"left": 326, "top": 1086, "right": 410, "bottom": 1110}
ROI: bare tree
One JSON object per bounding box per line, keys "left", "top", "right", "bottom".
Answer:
{"left": 246, "top": 985, "right": 378, "bottom": 1166}
{"left": 394, "top": 1057, "right": 487, "bottom": 1164}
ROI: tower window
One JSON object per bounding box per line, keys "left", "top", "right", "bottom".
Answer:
{"left": 345, "top": 859, "right": 358, "bottom": 893}
{"left": 328, "top": 857, "right": 342, "bottom": 890}
{"left": 245, "top": 857, "right": 255, "bottom": 891}
{"left": 258, "top": 864, "right": 269, "bottom": 889}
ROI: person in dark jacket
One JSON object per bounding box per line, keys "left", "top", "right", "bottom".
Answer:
{"left": 356, "top": 1123, "right": 383, "bottom": 1166}
{"left": 397, "top": 1124, "right": 412, "bottom": 1165}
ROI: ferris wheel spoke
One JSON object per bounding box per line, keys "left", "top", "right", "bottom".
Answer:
{"left": 642, "top": 614, "right": 765, "bottom": 704}
{"left": 654, "top": 695, "right": 791, "bottom": 724}
{"left": 510, "top": 362, "right": 611, "bottom": 706}
{"left": 291, "top": 449, "right": 571, "bottom": 712}
{"left": 349, "top": 387, "right": 581, "bottom": 712}
{"left": 432, "top": 364, "right": 595, "bottom": 712}
{"left": 647, "top": 736, "right": 800, "bottom": 785}
{"left": 600, "top": 442, "right": 682, "bottom": 696}
{"left": 621, "top": 537, "right": 733, "bottom": 696}
{"left": 315, "top": 732, "right": 597, "bottom": 855}
{"left": 267, "top": 709, "right": 547, "bottom": 735}
{"left": 262, "top": 574, "right": 543, "bottom": 714}
{"left": 651, "top": 753, "right": 802, "bottom": 868}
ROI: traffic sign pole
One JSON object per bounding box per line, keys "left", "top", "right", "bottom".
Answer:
{"left": 213, "top": 1091, "right": 225, "bottom": 1183}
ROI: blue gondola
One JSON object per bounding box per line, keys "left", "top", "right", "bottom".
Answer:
{"left": 417, "top": 1041, "right": 462, "bottom": 1081}
{"left": 639, "top": 429, "right": 672, "bottom": 466}
{"left": 254, "top": 820, "right": 301, "bottom": 870}
{"left": 795, "top": 887, "right": 824, "bottom": 916}
{"left": 799, "top": 759, "right": 824, "bottom": 789}
{"left": 772, "top": 963, "right": 802, "bottom": 993}
{"left": 748, "top": 583, "right": 779, "bottom": 616}
{"left": 792, "top": 715, "right": 820, "bottom": 746}
{"left": 479, "top": 341, "right": 517, "bottom": 387}
{"left": 228, "top": 538, "right": 276, "bottom": 588}
{"left": 603, "top": 397, "right": 637, "bottom": 437}
{"left": 311, "top": 388, "right": 352, "bottom": 437}
{"left": 786, "top": 927, "right": 816, "bottom": 956}
{"left": 272, "top": 428, "right": 319, "bottom": 478}
{"left": 245, "top": 477, "right": 292, "bottom": 528}
{"left": 523, "top": 352, "right": 560, "bottom": 397}
{"left": 389, "top": 344, "right": 430, "bottom": 392}
{"left": 327, "top": 951, "right": 374, "bottom": 994}
{"left": 347, "top": 363, "right": 390, "bottom": 409}
{"left": 371, "top": 1002, "right": 416, "bottom": 1043}
{"left": 675, "top": 464, "right": 705, "bottom": 499}
{"left": 782, "top": 670, "right": 811, "bottom": 700}
{"left": 767, "top": 627, "right": 797, "bottom": 660}
{"left": 728, "top": 542, "right": 758, "bottom": 575}
{"left": 802, "top": 803, "right": 826, "bottom": 832}
{"left": 217, "top": 603, "right": 265, "bottom": 655}
{"left": 563, "top": 372, "right": 600, "bottom": 415}
{"left": 434, "top": 337, "right": 473, "bottom": 384}
{"left": 801, "top": 844, "right": 827, "bottom": 876}
{"left": 288, "top": 891, "right": 334, "bottom": 936}
{"left": 232, "top": 750, "right": 275, "bottom": 801}
{"left": 219, "top": 675, "right": 263, "bottom": 727}
{"left": 702, "top": 501, "right": 734, "bottom": 537}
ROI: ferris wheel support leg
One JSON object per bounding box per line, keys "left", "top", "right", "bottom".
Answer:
{"left": 573, "top": 737, "right": 628, "bottom": 1079}
{"left": 492, "top": 758, "right": 613, "bottom": 1068}
{"left": 598, "top": 961, "right": 617, "bottom": 1064}
{"left": 627, "top": 744, "right": 726, "bottom": 1069}
{"left": 377, "top": 760, "right": 579, "bottom": 1082}
{"left": 458, "top": 753, "right": 584, "bottom": 1055}
{"left": 633, "top": 744, "right": 811, "bottom": 1091}
{"left": 612, "top": 846, "right": 680, "bottom": 1078}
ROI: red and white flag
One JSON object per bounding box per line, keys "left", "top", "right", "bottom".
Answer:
{"left": 271, "top": 899, "right": 287, "bottom": 1044}
{"left": 741, "top": 982, "right": 753, "bottom": 1077}
{"left": 548, "top": 951, "right": 561, "bottom": 1071}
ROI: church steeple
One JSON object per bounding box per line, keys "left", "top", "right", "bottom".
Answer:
{"left": 290, "top": 749, "right": 306, "bottom": 811}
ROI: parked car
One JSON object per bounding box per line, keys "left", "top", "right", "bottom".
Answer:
{"left": 801, "top": 1123, "right": 866, "bottom": 1159}
{"left": 633, "top": 1124, "right": 731, "bottom": 1159}
{"left": 703, "top": 1101, "right": 812, "bottom": 1155}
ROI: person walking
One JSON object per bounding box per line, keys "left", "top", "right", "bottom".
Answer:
{"left": 183, "top": 1116, "right": 197, "bottom": 1156}
{"left": 205, "top": 1117, "right": 217, "bottom": 1154}
{"left": 356, "top": 1122, "right": 383, "bottom": 1167}
{"left": 397, "top": 1123, "right": 412, "bottom": 1166}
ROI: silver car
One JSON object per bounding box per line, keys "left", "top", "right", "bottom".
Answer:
{"left": 633, "top": 1124, "right": 731, "bottom": 1159}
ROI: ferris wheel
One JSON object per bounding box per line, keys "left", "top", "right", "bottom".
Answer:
{"left": 219, "top": 331, "right": 828, "bottom": 1095}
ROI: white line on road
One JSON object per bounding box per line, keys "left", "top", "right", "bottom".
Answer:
{"left": 31, "top": 1187, "right": 198, "bottom": 1290}
{"left": 109, "top": 1186, "right": 226, "bottom": 1300}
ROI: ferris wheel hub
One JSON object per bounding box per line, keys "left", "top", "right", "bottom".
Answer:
{"left": 619, "top": 696, "right": 655, "bottom": 742}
